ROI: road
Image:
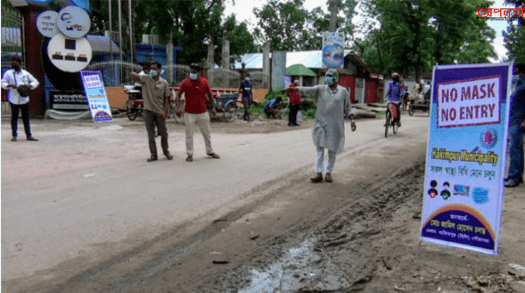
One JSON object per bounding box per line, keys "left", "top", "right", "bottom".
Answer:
{"left": 1, "top": 113, "right": 431, "bottom": 292}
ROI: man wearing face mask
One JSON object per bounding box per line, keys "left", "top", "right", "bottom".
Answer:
{"left": 286, "top": 69, "right": 351, "bottom": 183}
{"left": 176, "top": 63, "right": 220, "bottom": 162}
{"left": 287, "top": 76, "right": 301, "bottom": 126}
{"left": 130, "top": 62, "right": 173, "bottom": 162}
{"left": 239, "top": 73, "right": 253, "bottom": 121}
{"left": 1, "top": 57, "right": 40, "bottom": 141}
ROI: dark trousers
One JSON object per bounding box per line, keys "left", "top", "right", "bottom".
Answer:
{"left": 143, "top": 110, "right": 169, "bottom": 157}
{"left": 289, "top": 103, "right": 300, "bottom": 125}
{"left": 10, "top": 102, "right": 31, "bottom": 138}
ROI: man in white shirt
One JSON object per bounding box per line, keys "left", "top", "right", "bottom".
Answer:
{"left": 1, "top": 57, "right": 40, "bottom": 141}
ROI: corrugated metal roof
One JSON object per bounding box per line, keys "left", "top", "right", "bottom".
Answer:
{"left": 233, "top": 50, "right": 352, "bottom": 70}
{"left": 86, "top": 35, "right": 121, "bottom": 54}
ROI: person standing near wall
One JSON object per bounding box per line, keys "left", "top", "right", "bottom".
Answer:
{"left": 1, "top": 57, "right": 40, "bottom": 142}
{"left": 287, "top": 76, "right": 301, "bottom": 126}
{"left": 505, "top": 63, "right": 525, "bottom": 188}
{"left": 239, "top": 73, "right": 253, "bottom": 121}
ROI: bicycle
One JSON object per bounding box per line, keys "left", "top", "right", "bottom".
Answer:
{"left": 384, "top": 102, "right": 400, "bottom": 138}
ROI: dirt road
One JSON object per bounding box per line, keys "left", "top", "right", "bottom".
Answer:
{"left": 2, "top": 113, "right": 524, "bottom": 293}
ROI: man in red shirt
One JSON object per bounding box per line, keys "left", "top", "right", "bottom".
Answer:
{"left": 176, "top": 63, "right": 220, "bottom": 162}
{"left": 287, "top": 76, "right": 301, "bottom": 126}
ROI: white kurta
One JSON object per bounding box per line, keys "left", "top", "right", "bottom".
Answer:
{"left": 297, "top": 85, "right": 351, "bottom": 154}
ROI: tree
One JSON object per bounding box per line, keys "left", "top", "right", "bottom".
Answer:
{"left": 503, "top": 0, "right": 525, "bottom": 62}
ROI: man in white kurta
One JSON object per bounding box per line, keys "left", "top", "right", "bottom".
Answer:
{"left": 289, "top": 69, "right": 351, "bottom": 183}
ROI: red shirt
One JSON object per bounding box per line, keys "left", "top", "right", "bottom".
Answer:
{"left": 288, "top": 83, "right": 301, "bottom": 104}
{"left": 179, "top": 77, "right": 212, "bottom": 114}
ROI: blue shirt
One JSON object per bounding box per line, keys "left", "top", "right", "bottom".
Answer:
{"left": 387, "top": 80, "right": 405, "bottom": 103}
{"left": 240, "top": 80, "right": 252, "bottom": 98}
{"left": 264, "top": 99, "right": 277, "bottom": 112}
{"left": 510, "top": 84, "right": 525, "bottom": 125}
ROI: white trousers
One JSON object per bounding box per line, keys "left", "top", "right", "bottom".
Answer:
{"left": 184, "top": 112, "right": 213, "bottom": 156}
{"left": 315, "top": 146, "right": 337, "bottom": 173}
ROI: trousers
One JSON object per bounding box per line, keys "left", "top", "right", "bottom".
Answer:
{"left": 10, "top": 102, "right": 31, "bottom": 138}
{"left": 143, "top": 110, "right": 169, "bottom": 157}
{"left": 315, "top": 146, "right": 337, "bottom": 173}
{"left": 184, "top": 112, "right": 213, "bottom": 156}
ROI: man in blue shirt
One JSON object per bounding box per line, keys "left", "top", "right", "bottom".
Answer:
{"left": 505, "top": 63, "right": 525, "bottom": 188}
{"left": 386, "top": 72, "right": 405, "bottom": 127}
{"left": 239, "top": 73, "right": 253, "bottom": 121}
{"left": 263, "top": 97, "right": 283, "bottom": 118}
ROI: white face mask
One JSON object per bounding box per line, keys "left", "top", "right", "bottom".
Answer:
{"left": 190, "top": 73, "right": 198, "bottom": 80}
{"left": 294, "top": 80, "right": 300, "bottom": 84}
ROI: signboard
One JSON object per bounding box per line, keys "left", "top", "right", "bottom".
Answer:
{"left": 36, "top": 10, "right": 59, "bottom": 38}
{"left": 57, "top": 6, "right": 90, "bottom": 39}
{"left": 322, "top": 32, "right": 345, "bottom": 68}
{"left": 49, "top": 90, "right": 88, "bottom": 110}
{"left": 420, "top": 63, "right": 513, "bottom": 255}
{"left": 47, "top": 33, "right": 92, "bottom": 72}
{"left": 80, "top": 71, "right": 113, "bottom": 123}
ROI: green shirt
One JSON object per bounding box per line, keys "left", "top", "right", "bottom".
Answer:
{"left": 138, "top": 75, "right": 171, "bottom": 113}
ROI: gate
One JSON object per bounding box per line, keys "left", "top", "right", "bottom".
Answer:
{"left": 1, "top": 5, "right": 24, "bottom": 115}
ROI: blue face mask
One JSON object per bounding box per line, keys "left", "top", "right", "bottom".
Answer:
{"left": 150, "top": 70, "right": 158, "bottom": 77}
{"left": 190, "top": 73, "right": 198, "bottom": 80}
{"left": 325, "top": 76, "right": 335, "bottom": 85}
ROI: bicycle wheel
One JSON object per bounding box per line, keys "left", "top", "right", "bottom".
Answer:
{"left": 392, "top": 119, "right": 398, "bottom": 134}
{"left": 223, "top": 104, "right": 237, "bottom": 122}
{"left": 126, "top": 101, "right": 139, "bottom": 121}
{"left": 385, "top": 111, "right": 391, "bottom": 138}
{"left": 408, "top": 104, "right": 414, "bottom": 116}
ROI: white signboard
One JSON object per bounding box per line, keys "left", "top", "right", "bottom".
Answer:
{"left": 47, "top": 33, "right": 92, "bottom": 72}
{"left": 421, "top": 63, "right": 513, "bottom": 255}
{"left": 36, "top": 10, "right": 59, "bottom": 38}
{"left": 57, "top": 6, "right": 91, "bottom": 39}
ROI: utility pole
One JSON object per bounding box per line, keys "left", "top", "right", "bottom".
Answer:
{"left": 329, "top": 0, "right": 338, "bottom": 32}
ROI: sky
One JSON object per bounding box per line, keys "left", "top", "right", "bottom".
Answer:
{"left": 223, "top": 0, "right": 514, "bottom": 62}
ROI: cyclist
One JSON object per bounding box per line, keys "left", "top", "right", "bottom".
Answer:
{"left": 386, "top": 72, "right": 405, "bottom": 127}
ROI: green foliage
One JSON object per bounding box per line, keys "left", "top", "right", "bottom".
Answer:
{"left": 503, "top": 0, "right": 525, "bottom": 63}
{"left": 358, "top": 0, "right": 496, "bottom": 79}
{"left": 89, "top": 0, "right": 255, "bottom": 65}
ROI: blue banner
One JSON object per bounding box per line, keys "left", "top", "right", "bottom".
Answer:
{"left": 421, "top": 63, "right": 513, "bottom": 255}
{"left": 80, "top": 70, "right": 113, "bottom": 123}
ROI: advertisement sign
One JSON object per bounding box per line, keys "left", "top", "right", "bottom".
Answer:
{"left": 47, "top": 33, "right": 92, "bottom": 72}
{"left": 36, "top": 10, "right": 59, "bottom": 38}
{"left": 322, "top": 32, "right": 345, "bottom": 68}
{"left": 420, "top": 63, "right": 513, "bottom": 255}
{"left": 49, "top": 90, "right": 88, "bottom": 110}
{"left": 56, "top": 6, "right": 91, "bottom": 39}
{"left": 80, "top": 71, "right": 113, "bottom": 123}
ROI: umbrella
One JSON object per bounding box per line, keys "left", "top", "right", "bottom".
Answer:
{"left": 285, "top": 64, "right": 316, "bottom": 77}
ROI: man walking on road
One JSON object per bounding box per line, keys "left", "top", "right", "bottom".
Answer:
{"left": 286, "top": 69, "right": 351, "bottom": 183}
{"left": 239, "top": 73, "right": 253, "bottom": 121}
{"left": 1, "top": 57, "right": 40, "bottom": 141}
{"left": 287, "top": 76, "right": 301, "bottom": 127}
{"left": 176, "top": 63, "right": 220, "bottom": 162}
{"left": 505, "top": 63, "right": 525, "bottom": 188}
{"left": 131, "top": 61, "right": 173, "bottom": 162}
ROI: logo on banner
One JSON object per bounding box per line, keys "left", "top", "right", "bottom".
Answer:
{"left": 480, "top": 128, "right": 498, "bottom": 149}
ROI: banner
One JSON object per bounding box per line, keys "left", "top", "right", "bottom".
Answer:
{"left": 322, "top": 32, "right": 345, "bottom": 68}
{"left": 49, "top": 90, "right": 88, "bottom": 111}
{"left": 80, "top": 70, "right": 113, "bottom": 123}
{"left": 420, "top": 63, "right": 513, "bottom": 255}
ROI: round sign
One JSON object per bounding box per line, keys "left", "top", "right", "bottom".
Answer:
{"left": 322, "top": 44, "right": 344, "bottom": 68}
{"left": 47, "top": 33, "right": 92, "bottom": 72}
{"left": 57, "top": 6, "right": 91, "bottom": 39}
{"left": 36, "top": 10, "right": 59, "bottom": 38}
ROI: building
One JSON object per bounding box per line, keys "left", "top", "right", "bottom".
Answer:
{"left": 233, "top": 50, "right": 384, "bottom": 104}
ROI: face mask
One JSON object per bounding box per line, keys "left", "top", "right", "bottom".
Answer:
{"left": 294, "top": 80, "right": 300, "bottom": 84}
{"left": 190, "top": 73, "right": 198, "bottom": 80}
{"left": 245, "top": 77, "right": 250, "bottom": 81}
{"left": 12, "top": 65, "right": 20, "bottom": 71}
{"left": 325, "top": 76, "right": 335, "bottom": 85}
{"left": 150, "top": 70, "right": 158, "bottom": 77}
